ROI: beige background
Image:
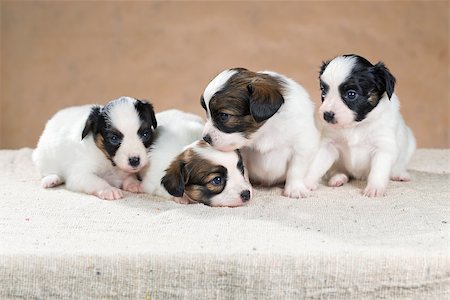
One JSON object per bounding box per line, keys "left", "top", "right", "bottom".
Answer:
{"left": 1, "top": 1, "right": 449, "bottom": 149}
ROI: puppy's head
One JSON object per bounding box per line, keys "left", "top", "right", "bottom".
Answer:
{"left": 319, "top": 54, "right": 396, "bottom": 128}
{"left": 81, "top": 96, "right": 157, "bottom": 173}
{"left": 200, "top": 68, "right": 285, "bottom": 151}
{"left": 161, "top": 140, "right": 252, "bottom": 207}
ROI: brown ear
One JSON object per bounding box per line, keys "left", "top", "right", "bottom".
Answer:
{"left": 161, "top": 154, "right": 188, "bottom": 197}
{"left": 247, "top": 76, "right": 284, "bottom": 123}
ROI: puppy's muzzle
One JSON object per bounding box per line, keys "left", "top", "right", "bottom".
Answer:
{"left": 203, "top": 134, "right": 213, "bottom": 145}
{"left": 323, "top": 111, "right": 336, "bottom": 124}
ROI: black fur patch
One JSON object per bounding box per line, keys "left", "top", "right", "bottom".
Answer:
{"left": 236, "top": 149, "right": 245, "bottom": 176}
{"left": 134, "top": 99, "right": 158, "bottom": 149}
{"left": 326, "top": 54, "right": 397, "bottom": 122}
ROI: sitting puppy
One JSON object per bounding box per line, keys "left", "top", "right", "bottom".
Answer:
{"left": 141, "top": 110, "right": 252, "bottom": 207}
{"left": 32, "top": 96, "right": 157, "bottom": 200}
{"left": 200, "top": 68, "right": 319, "bottom": 198}
{"left": 304, "top": 54, "right": 416, "bottom": 197}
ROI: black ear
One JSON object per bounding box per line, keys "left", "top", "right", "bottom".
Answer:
{"left": 247, "top": 77, "right": 285, "bottom": 123}
{"left": 319, "top": 60, "right": 330, "bottom": 76}
{"left": 81, "top": 106, "right": 101, "bottom": 140}
{"left": 135, "top": 99, "right": 157, "bottom": 129}
{"left": 161, "top": 159, "right": 187, "bottom": 197}
{"left": 373, "top": 62, "right": 396, "bottom": 100}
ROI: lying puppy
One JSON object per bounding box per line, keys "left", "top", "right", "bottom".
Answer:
{"left": 304, "top": 54, "right": 416, "bottom": 197}
{"left": 33, "top": 96, "right": 157, "bottom": 200}
{"left": 141, "top": 110, "right": 252, "bottom": 207}
{"left": 200, "top": 68, "right": 319, "bottom": 198}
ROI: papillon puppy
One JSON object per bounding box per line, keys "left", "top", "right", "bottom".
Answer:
{"left": 200, "top": 68, "right": 319, "bottom": 198}
{"left": 141, "top": 110, "right": 252, "bottom": 207}
{"left": 304, "top": 54, "right": 416, "bottom": 197}
{"left": 33, "top": 96, "right": 157, "bottom": 200}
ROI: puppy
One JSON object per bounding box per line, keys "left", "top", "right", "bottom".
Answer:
{"left": 141, "top": 110, "right": 252, "bottom": 207}
{"left": 200, "top": 68, "right": 319, "bottom": 198}
{"left": 32, "top": 96, "right": 157, "bottom": 200}
{"left": 304, "top": 54, "right": 416, "bottom": 197}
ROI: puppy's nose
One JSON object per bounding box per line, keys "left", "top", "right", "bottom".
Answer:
{"left": 323, "top": 111, "right": 335, "bottom": 123}
{"left": 203, "top": 134, "right": 212, "bottom": 145}
{"left": 240, "top": 190, "right": 251, "bottom": 202}
{"left": 128, "top": 156, "right": 140, "bottom": 167}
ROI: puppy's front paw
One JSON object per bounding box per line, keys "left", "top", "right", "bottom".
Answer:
{"left": 122, "top": 181, "right": 144, "bottom": 193}
{"left": 363, "top": 185, "right": 386, "bottom": 197}
{"left": 94, "top": 187, "right": 124, "bottom": 200}
{"left": 328, "top": 173, "right": 349, "bottom": 187}
{"left": 41, "top": 174, "right": 63, "bottom": 188}
{"left": 303, "top": 178, "right": 318, "bottom": 191}
{"left": 174, "top": 196, "right": 190, "bottom": 204}
{"left": 283, "top": 181, "right": 310, "bottom": 198}
{"left": 391, "top": 172, "right": 411, "bottom": 182}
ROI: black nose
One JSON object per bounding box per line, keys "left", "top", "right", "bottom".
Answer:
{"left": 203, "top": 134, "right": 212, "bottom": 145}
{"left": 323, "top": 111, "right": 335, "bottom": 123}
{"left": 128, "top": 156, "right": 140, "bottom": 167}
{"left": 240, "top": 190, "right": 251, "bottom": 202}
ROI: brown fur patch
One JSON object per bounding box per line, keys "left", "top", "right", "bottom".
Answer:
{"left": 161, "top": 148, "right": 227, "bottom": 206}
{"left": 209, "top": 68, "right": 285, "bottom": 138}
{"left": 94, "top": 134, "right": 114, "bottom": 165}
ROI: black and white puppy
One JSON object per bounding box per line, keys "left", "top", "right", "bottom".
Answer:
{"left": 33, "top": 96, "right": 157, "bottom": 200}
{"left": 141, "top": 110, "right": 252, "bottom": 207}
{"left": 304, "top": 54, "right": 416, "bottom": 197}
{"left": 200, "top": 68, "right": 319, "bottom": 198}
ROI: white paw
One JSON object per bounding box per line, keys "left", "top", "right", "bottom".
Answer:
{"left": 122, "top": 181, "right": 144, "bottom": 193}
{"left": 304, "top": 178, "right": 318, "bottom": 191}
{"left": 328, "top": 173, "right": 349, "bottom": 187}
{"left": 94, "top": 187, "right": 124, "bottom": 200}
{"left": 391, "top": 172, "right": 411, "bottom": 182}
{"left": 41, "top": 175, "right": 63, "bottom": 188}
{"left": 363, "top": 185, "right": 386, "bottom": 197}
{"left": 283, "top": 181, "right": 310, "bottom": 198}
{"left": 174, "top": 196, "right": 190, "bottom": 204}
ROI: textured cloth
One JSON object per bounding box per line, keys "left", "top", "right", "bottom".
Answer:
{"left": 0, "top": 148, "right": 449, "bottom": 299}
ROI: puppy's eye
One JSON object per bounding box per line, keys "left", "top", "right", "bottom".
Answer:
{"left": 140, "top": 130, "right": 151, "bottom": 141}
{"left": 345, "top": 90, "right": 358, "bottom": 100}
{"left": 108, "top": 134, "right": 121, "bottom": 146}
{"left": 210, "top": 176, "right": 223, "bottom": 185}
{"left": 219, "top": 113, "right": 229, "bottom": 122}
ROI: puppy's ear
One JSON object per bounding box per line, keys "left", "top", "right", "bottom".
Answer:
{"left": 373, "top": 62, "right": 396, "bottom": 100}
{"left": 319, "top": 60, "right": 330, "bottom": 76}
{"left": 135, "top": 99, "right": 157, "bottom": 129}
{"left": 247, "top": 76, "right": 284, "bottom": 123}
{"left": 81, "top": 106, "right": 101, "bottom": 140}
{"left": 161, "top": 157, "right": 188, "bottom": 198}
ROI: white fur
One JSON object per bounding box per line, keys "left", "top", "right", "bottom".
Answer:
{"left": 304, "top": 58, "right": 416, "bottom": 197}
{"left": 202, "top": 69, "right": 320, "bottom": 198}
{"left": 32, "top": 97, "right": 149, "bottom": 200}
{"left": 141, "top": 110, "right": 205, "bottom": 197}
{"left": 141, "top": 110, "right": 252, "bottom": 207}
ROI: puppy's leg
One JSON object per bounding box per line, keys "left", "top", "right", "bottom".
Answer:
{"left": 283, "top": 153, "right": 312, "bottom": 198}
{"left": 328, "top": 173, "right": 349, "bottom": 187}
{"left": 122, "top": 175, "right": 144, "bottom": 193}
{"left": 390, "top": 127, "right": 415, "bottom": 182}
{"left": 41, "top": 174, "right": 64, "bottom": 188}
{"left": 65, "top": 173, "right": 123, "bottom": 200}
{"left": 363, "top": 151, "right": 394, "bottom": 197}
{"left": 304, "top": 142, "right": 339, "bottom": 190}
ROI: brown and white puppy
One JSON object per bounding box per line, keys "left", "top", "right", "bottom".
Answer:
{"left": 200, "top": 68, "right": 319, "bottom": 198}
{"left": 161, "top": 140, "right": 252, "bottom": 207}
{"left": 33, "top": 96, "right": 157, "bottom": 200}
